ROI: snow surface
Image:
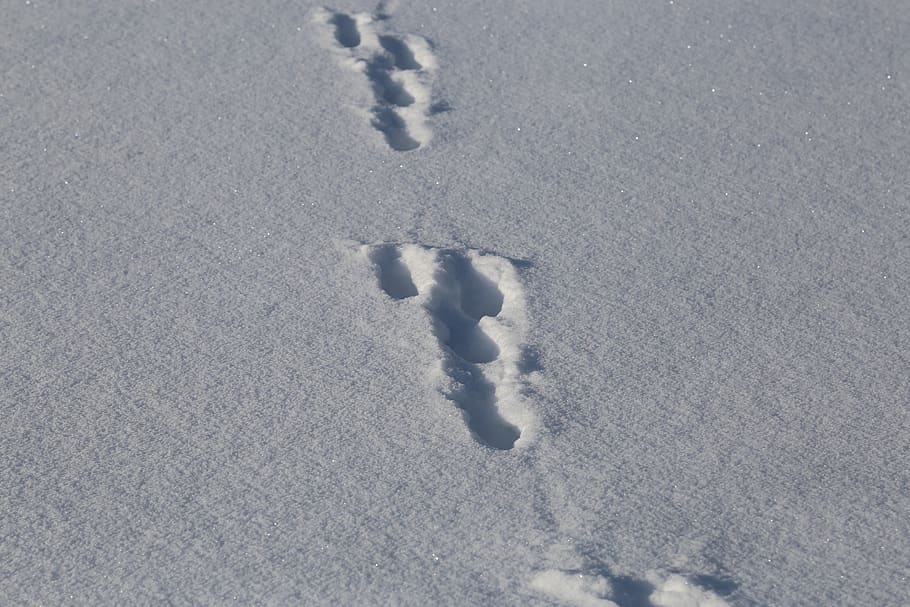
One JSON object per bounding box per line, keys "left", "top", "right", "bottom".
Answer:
{"left": 1, "top": 0, "right": 909, "bottom": 605}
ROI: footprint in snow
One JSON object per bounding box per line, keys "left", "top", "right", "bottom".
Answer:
{"left": 365, "top": 243, "right": 536, "bottom": 450}
{"left": 317, "top": 4, "right": 441, "bottom": 151}
{"left": 530, "top": 567, "right": 736, "bottom": 607}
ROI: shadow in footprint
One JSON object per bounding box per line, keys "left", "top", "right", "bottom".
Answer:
{"left": 446, "top": 359, "right": 520, "bottom": 450}
{"left": 575, "top": 560, "right": 741, "bottom": 607}
{"left": 434, "top": 302, "right": 500, "bottom": 363}
{"left": 431, "top": 251, "right": 519, "bottom": 449}
{"left": 362, "top": 49, "right": 419, "bottom": 149}
{"left": 366, "top": 61, "right": 415, "bottom": 107}
{"left": 559, "top": 565, "right": 655, "bottom": 607}
{"left": 371, "top": 106, "right": 420, "bottom": 151}
{"left": 610, "top": 574, "right": 656, "bottom": 607}
{"left": 379, "top": 35, "right": 421, "bottom": 70}
{"left": 330, "top": 13, "right": 361, "bottom": 48}
{"left": 446, "top": 254, "right": 503, "bottom": 320}
{"left": 370, "top": 246, "right": 417, "bottom": 300}
{"left": 432, "top": 252, "right": 503, "bottom": 362}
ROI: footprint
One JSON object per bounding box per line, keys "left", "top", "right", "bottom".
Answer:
{"left": 317, "top": 5, "right": 441, "bottom": 151}
{"left": 329, "top": 12, "right": 361, "bottom": 48}
{"left": 370, "top": 106, "right": 421, "bottom": 151}
{"left": 365, "top": 243, "right": 534, "bottom": 450}
{"left": 369, "top": 244, "right": 417, "bottom": 300}
{"left": 430, "top": 250, "right": 503, "bottom": 364}
{"left": 366, "top": 63, "right": 415, "bottom": 107}
{"left": 379, "top": 35, "right": 422, "bottom": 70}
{"left": 530, "top": 567, "right": 733, "bottom": 607}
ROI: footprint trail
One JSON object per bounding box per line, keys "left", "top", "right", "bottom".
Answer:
{"left": 364, "top": 243, "right": 741, "bottom": 599}
{"left": 317, "top": 6, "right": 440, "bottom": 151}
{"left": 366, "top": 243, "right": 535, "bottom": 450}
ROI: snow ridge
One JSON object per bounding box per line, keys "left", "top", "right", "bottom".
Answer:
{"left": 365, "top": 243, "right": 536, "bottom": 450}
{"left": 315, "top": 5, "right": 439, "bottom": 151}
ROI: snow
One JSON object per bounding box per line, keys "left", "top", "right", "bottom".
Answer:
{"left": 1, "top": 0, "right": 909, "bottom": 605}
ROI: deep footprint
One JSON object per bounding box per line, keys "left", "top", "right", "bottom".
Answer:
{"left": 370, "top": 245, "right": 417, "bottom": 300}
{"left": 366, "top": 243, "right": 531, "bottom": 450}
{"left": 379, "top": 35, "right": 421, "bottom": 70}
{"left": 366, "top": 62, "right": 415, "bottom": 107}
{"left": 330, "top": 13, "right": 360, "bottom": 48}
{"left": 371, "top": 107, "right": 420, "bottom": 152}
{"left": 447, "top": 362, "right": 520, "bottom": 450}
